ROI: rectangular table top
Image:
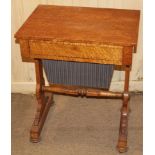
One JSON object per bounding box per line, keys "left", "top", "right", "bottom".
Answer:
{"left": 15, "top": 5, "right": 140, "bottom": 47}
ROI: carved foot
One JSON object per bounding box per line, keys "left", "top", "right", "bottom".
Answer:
{"left": 117, "top": 93, "right": 129, "bottom": 153}
{"left": 30, "top": 95, "right": 53, "bottom": 142}
{"left": 117, "top": 140, "right": 128, "bottom": 153}
{"left": 117, "top": 112, "right": 128, "bottom": 153}
{"left": 30, "top": 130, "right": 40, "bottom": 143}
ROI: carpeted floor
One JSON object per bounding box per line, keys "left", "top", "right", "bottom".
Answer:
{"left": 12, "top": 93, "right": 142, "bottom": 155}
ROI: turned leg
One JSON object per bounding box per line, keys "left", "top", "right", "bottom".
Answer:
{"left": 30, "top": 59, "right": 53, "bottom": 142}
{"left": 117, "top": 66, "right": 130, "bottom": 153}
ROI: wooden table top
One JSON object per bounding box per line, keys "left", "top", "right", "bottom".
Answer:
{"left": 15, "top": 5, "right": 140, "bottom": 47}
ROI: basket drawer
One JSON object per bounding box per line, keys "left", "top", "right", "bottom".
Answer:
{"left": 43, "top": 60, "right": 114, "bottom": 89}
{"left": 29, "top": 40, "right": 123, "bottom": 65}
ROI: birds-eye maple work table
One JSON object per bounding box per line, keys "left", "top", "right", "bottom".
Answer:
{"left": 15, "top": 5, "right": 140, "bottom": 153}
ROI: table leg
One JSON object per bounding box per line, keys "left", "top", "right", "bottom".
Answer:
{"left": 30, "top": 59, "right": 53, "bottom": 142}
{"left": 117, "top": 66, "right": 130, "bottom": 153}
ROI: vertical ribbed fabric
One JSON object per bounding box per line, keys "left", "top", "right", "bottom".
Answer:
{"left": 43, "top": 60, "right": 114, "bottom": 89}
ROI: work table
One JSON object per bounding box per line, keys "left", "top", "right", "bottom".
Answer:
{"left": 15, "top": 5, "right": 140, "bottom": 153}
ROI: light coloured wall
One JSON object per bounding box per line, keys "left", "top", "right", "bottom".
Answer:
{"left": 12, "top": 0, "right": 143, "bottom": 93}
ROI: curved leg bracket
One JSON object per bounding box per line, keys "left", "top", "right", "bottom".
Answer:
{"left": 30, "top": 60, "right": 54, "bottom": 142}
{"left": 30, "top": 94, "right": 53, "bottom": 142}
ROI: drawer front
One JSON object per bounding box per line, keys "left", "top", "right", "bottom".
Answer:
{"left": 29, "top": 40, "right": 123, "bottom": 65}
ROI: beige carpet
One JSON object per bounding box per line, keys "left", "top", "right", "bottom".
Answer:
{"left": 12, "top": 93, "right": 142, "bottom": 155}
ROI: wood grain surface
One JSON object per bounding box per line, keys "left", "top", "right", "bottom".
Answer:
{"left": 15, "top": 5, "right": 140, "bottom": 47}
{"left": 29, "top": 40, "right": 123, "bottom": 65}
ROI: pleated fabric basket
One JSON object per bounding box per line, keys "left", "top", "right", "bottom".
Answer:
{"left": 43, "top": 60, "right": 114, "bottom": 90}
